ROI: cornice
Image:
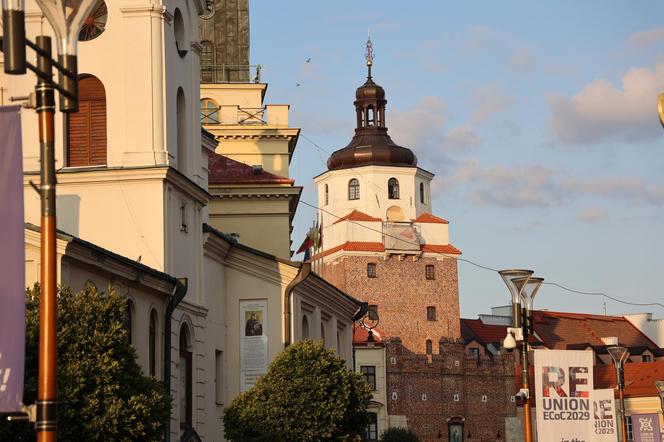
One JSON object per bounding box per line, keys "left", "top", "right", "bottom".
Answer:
{"left": 120, "top": 5, "right": 169, "bottom": 20}
{"left": 203, "top": 231, "right": 232, "bottom": 263}
{"left": 225, "top": 247, "right": 298, "bottom": 287}
{"left": 165, "top": 168, "right": 211, "bottom": 205}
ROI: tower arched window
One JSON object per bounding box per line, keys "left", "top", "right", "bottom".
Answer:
{"left": 420, "top": 182, "right": 425, "bottom": 204}
{"left": 179, "top": 323, "right": 193, "bottom": 429}
{"left": 324, "top": 184, "right": 329, "bottom": 206}
{"left": 348, "top": 179, "right": 360, "bottom": 200}
{"left": 176, "top": 88, "right": 187, "bottom": 173}
{"left": 67, "top": 75, "right": 107, "bottom": 167}
{"left": 149, "top": 309, "right": 158, "bottom": 377}
{"left": 200, "top": 40, "right": 215, "bottom": 82}
{"left": 200, "top": 98, "right": 219, "bottom": 124}
{"left": 388, "top": 178, "right": 399, "bottom": 199}
{"left": 367, "top": 105, "right": 375, "bottom": 127}
{"left": 426, "top": 339, "right": 433, "bottom": 355}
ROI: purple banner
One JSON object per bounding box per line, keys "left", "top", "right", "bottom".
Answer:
{"left": 0, "top": 105, "right": 25, "bottom": 412}
{"left": 632, "top": 413, "right": 662, "bottom": 442}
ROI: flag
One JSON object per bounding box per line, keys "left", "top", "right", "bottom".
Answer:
{"left": 0, "top": 106, "right": 25, "bottom": 412}
{"left": 296, "top": 233, "right": 313, "bottom": 254}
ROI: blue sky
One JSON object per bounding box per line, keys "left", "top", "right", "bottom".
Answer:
{"left": 250, "top": 1, "right": 664, "bottom": 318}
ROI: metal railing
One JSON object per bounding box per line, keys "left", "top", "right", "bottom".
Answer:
{"left": 200, "top": 106, "right": 266, "bottom": 125}
{"left": 200, "top": 64, "right": 262, "bottom": 84}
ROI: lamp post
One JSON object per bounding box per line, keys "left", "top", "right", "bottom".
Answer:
{"left": 499, "top": 269, "right": 544, "bottom": 442}
{"left": 654, "top": 380, "right": 664, "bottom": 414}
{"left": 2, "top": 0, "right": 100, "bottom": 439}
{"left": 608, "top": 346, "right": 630, "bottom": 442}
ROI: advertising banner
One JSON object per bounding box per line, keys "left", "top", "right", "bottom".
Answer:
{"left": 534, "top": 350, "right": 594, "bottom": 442}
{"left": 239, "top": 299, "right": 268, "bottom": 392}
{"left": 632, "top": 413, "right": 662, "bottom": 442}
{"left": 0, "top": 105, "right": 26, "bottom": 412}
{"left": 591, "top": 388, "right": 618, "bottom": 442}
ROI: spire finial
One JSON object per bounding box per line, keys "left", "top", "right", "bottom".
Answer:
{"left": 365, "top": 34, "right": 374, "bottom": 78}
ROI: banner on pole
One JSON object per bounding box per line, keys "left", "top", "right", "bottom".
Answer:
{"left": 632, "top": 413, "right": 661, "bottom": 442}
{"left": 591, "top": 388, "right": 618, "bottom": 442}
{"left": 0, "top": 105, "right": 26, "bottom": 412}
{"left": 534, "top": 349, "right": 594, "bottom": 442}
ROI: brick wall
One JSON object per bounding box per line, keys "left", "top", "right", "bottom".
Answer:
{"left": 385, "top": 339, "right": 516, "bottom": 442}
{"left": 323, "top": 253, "right": 461, "bottom": 353}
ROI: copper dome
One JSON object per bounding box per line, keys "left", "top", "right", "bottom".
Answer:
{"left": 327, "top": 52, "right": 417, "bottom": 171}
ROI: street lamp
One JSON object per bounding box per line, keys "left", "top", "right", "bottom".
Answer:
{"left": 2, "top": 0, "right": 101, "bottom": 439}
{"left": 654, "top": 380, "right": 664, "bottom": 414}
{"left": 608, "top": 346, "right": 630, "bottom": 442}
{"left": 499, "top": 269, "right": 543, "bottom": 442}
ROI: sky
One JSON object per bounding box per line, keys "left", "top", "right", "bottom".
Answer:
{"left": 249, "top": 1, "right": 664, "bottom": 319}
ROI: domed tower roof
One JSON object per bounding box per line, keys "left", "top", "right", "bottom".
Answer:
{"left": 327, "top": 38, "right": 417, "bottom": 171}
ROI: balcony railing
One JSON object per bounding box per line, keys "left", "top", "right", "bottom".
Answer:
{"left": 200, "top": 64, "right": 262, "bottom": 84}
{"left": 201, "top": 104, "right": 290, "bottom": 126}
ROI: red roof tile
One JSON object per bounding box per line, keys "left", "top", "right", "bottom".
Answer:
{"left": 412, "top": 213, "right": 449, "bottom": 224}
{"left": 333, "top": 210, "right": 382, "bottom": 224}
{"left": 532, "top": 310, "right": 658, "bottom": 350}
{"left": 312, "top": 241, "right": 385, "bottom": 259}
{"left": 353, "top": 326, "right": 384, "bottom": 346}
{"left": 208, "top": 153, "right": 294, "bottom": 185}
{"left": 421, "top": 244, "right": 462, "bottom": 255}
{"left": 461, "top": 318, "right": 539, "bottom": 345}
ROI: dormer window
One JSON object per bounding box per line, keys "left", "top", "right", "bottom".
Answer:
{"left": 348, "top": 179, "right": 360, "bottom": 200}
{"left": 388, "top": 178, "right": 399, "bottom": 199}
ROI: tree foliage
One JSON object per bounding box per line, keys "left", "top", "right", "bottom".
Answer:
{"left": 0, "top": 285, "right": 170, "bottom": 441}
{"left": 224, "top": 340, "right": 372, "bottom": 441}
{"left": 379, "top": 427, "right": 421, "bottom": 442}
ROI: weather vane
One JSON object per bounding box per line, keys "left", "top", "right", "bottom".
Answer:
{"left": 365, "top": 35, "right": 374, "bottom": 78}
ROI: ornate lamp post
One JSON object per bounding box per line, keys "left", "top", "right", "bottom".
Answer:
{"left": 2, "top": 0, "right": 101, "bottom": 439}
{"left": 500, "top": 269, "right": 544, "bottom": 442}
{"left": 608, "top": 346, "right": 630, "bottom": 442}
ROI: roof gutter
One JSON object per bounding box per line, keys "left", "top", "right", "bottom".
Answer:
{"left": 163, "top": 277, "right": 188, "bottom": 442}
{"left": 283, "top": 262, "right": 311, "bottom": 347}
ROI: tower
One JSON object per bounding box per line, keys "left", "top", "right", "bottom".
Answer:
{"left": 316, "top": 39, "right": 462, "bottom": 354}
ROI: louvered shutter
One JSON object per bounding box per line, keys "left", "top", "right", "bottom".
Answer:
{"left": 67, "top": 76, "right": 107, "bottom": 166}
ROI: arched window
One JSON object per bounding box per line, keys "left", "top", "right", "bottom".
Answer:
{"left": 367, "top": 105, "right": 375, "bottom": 127}
{"left": 348, "top": 178, "right": 360, "bottom": 200}
{"left": 67, "top": 75, "right": 107, "bottom": 167}
{"left": 324, "top": 184, "right": 329, "bottom": 206}
{"left": 124, "top": 299, "right": 134, "bottom": 345}
{"left": 179, "top": 323, "right": 192, "bottom": 429}
{"left": 149, "top": 309, "right": 158, "bottom": 377}
{"left": 388, "top": 178, "right": 400, "bottom": 199}
{"left": 177, "top": 88, "right": 187, "bottom": 173}
{"left": 302, "top": 315, "right": 310, "bottom": 339}
{"left": 426, "top": 339, "right": 433, "bottom": 355}
{"left": 420, "top": 182, "right": 425, "bottom": 204}
{"left": 200, "top": 40, "right": 214, "bottom": 67}
{"left": 200, "top": 98, "right": 219, "bottom": 124}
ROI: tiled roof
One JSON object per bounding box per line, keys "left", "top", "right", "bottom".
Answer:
{"left": 461, "top": 318, "right": 539, "bottom": 346}
{"left": 333, "top": 210, "right": 382, "bottom": 224}
{"left": 421, "top": 244, "right": 462, "bottom": 255}
{"left": 208, "top": 153, "right": 294, "bottom": 185}
{"left": 353, "top": 326, "right": 384, "bottom": 346}
{"left": 314, "top": 241, "right": 386, "bottom": 259}
{"left": 412, "top": 213, "right": 449, "bottom": 224}
{"left": 532, "top": 310, "right": 659, "bottom": 350}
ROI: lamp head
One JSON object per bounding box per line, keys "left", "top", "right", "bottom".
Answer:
{"left": 503, "top": 330, "right": 517, "bottom": 351}
{"left": 511, "top": 276, "right": 544, "bottom": 312}
{"left": 607, "top": 346, "right": 629, "bottom": 366}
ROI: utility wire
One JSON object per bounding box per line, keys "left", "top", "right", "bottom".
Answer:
{"left": 297, "top": 199, "right": 664, "bottom": 311}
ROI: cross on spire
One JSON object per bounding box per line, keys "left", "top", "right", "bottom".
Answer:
{"left": 365, "top": 36, "right": 374, "bottom": 78}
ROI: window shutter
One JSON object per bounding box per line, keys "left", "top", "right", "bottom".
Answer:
{"left": 67, "top": 75, "right": 107, "bottom": 166}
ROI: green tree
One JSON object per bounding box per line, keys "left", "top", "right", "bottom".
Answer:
{"left": 379, "top": 427, "right": 421, "bottom": 442}
{"left": 0, "top": 285, "right": 170, "bottom": 441}
{"left": 224, "top": 340, "right": 372, "bottom": 441}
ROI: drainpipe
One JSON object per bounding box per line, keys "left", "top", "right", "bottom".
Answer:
{"left": 283, "top": 262, "right": 311, "bottom": 347}
{"left": 163, "top": 277, "right": 188, "bottom": 442}
{"left": 351, "top": 302, "right": 368, "bottom": 371}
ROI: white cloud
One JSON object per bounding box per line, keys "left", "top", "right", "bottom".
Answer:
{"left": 629, "top": 28, "right": 664, "bottom": 47}
{"left": 548, "top": 58, "right": 664, "bottom": 144}
{"left": 389, "top": 96, "right": 481, "bottom": 162}
{"left": 471, "top": 86, "right": 514, "bottom": 124}
{"left": 444, "top": 160, "right": 664, "bottom": 209}
{"left": 576, "top": 207, "right": 608, "bottom": 223}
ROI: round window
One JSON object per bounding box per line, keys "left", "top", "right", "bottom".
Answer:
{"left": 78, "top": 1, "right": 108, "bottom": 42}
{"left": 174, "top": 8, "right": 187, "bottom": 57}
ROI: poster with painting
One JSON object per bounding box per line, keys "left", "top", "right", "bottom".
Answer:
{"left": 240, "top": 300, "right": 268, "bottom": 392}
